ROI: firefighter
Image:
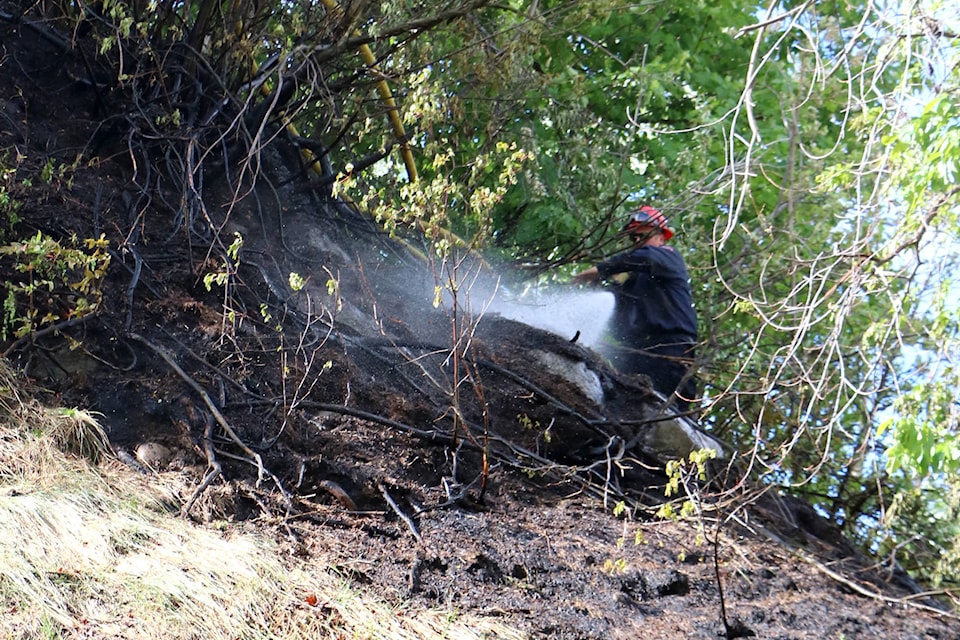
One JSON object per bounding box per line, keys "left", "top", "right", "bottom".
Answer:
{"left": 571, "top": 205, "right": 698, "bottom": 412}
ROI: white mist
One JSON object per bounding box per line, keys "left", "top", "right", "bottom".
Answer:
{"left": 489, "top": 288, "right": 615, "bottom": 347}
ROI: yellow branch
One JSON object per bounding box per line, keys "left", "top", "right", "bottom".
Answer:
{"left": 320, "top": 0, "right": 418, "bottom": 183}
{"left": 249, "top": 3, "right": 485, "bottom": 268}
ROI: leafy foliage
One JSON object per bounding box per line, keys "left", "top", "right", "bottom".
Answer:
{"left": 0, "top": 225, "right": 110, "bottom": 343}
{"left": 694, "top": 2, "right": 960, "bottom": 587}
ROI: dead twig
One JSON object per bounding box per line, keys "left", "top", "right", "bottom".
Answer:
{"left": 180, "top": 413, "right": 222, "bottom": 518}
{"left": 214, "top": 447, "right": 298, "bottom": 513}
{"left": 158, "top": 326, "right": 263, "bottom": 401}
{"left": 713, "top": 514, "right": 756, "bottom": 639}
{"left": 378, "top": 481, "right": 422, "bottom": 543}
{"left": 2, "top": 315, "right": 94, "bottom": 358}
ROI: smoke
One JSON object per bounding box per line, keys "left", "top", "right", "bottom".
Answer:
{"left": 487, "top": 287, "right": 615, "bottom": 348}
{"left": 405, "top": 253, "right": 614, "bottom": 348}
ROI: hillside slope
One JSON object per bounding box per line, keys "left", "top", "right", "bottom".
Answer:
{"left": 1, "top": 14, "right": 958, "bottom": 639}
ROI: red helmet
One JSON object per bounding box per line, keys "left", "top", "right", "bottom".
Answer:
{"left": 623, "top": 205, "right": 674, "bottom": 241}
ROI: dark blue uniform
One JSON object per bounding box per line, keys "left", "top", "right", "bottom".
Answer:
{"left": 596, "top": 245, "right": 698, "bottom": 411}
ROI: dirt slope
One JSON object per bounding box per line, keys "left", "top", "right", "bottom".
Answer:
{"left": 1, "top": 16, "right": 958, "bottom": 639}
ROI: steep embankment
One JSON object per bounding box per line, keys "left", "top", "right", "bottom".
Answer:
{"left": 1, "top": 14, "right": 958, "bottom": 639}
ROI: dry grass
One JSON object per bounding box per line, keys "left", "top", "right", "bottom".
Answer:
{"left": 0, "top": 362, "right": 526, "bottom": 639}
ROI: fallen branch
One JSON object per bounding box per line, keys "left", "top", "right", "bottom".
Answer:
{"left": 748, "top": 516, "right": 960, "bottom": 621}
{"left": 807, "top": 554, "right": 959, "bottom": 620}
{"left": 128, "top": 332, "right": 265, "bottom": 480}
{"left": 258, "top": 396, "right": 651, "bottom": 510}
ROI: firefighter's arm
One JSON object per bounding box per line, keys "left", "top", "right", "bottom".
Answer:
{"left": 571, "top": 266, "right": 600, "bottom": 284}
{"left": 572, "top": 265, "right": 630, "bottom": 285}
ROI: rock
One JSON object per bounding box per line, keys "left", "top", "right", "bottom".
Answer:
{"left": 135, "top": 442, "right": 173, "bottom": 470}
{"left": 532, "top": 350, "right": 605, "bottom": 406}
{"left": 637, "top": 414, "right": 726, "bottom": 462}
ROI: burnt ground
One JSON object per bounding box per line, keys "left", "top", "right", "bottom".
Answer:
{"left": 2, "top": 17, "right": 960, "bottom": 639}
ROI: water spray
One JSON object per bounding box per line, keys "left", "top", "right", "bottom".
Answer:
{"left": 488, "top": 286, "right": 615, "bottom": 348}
